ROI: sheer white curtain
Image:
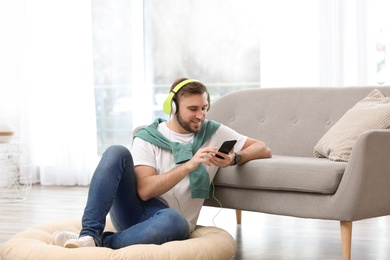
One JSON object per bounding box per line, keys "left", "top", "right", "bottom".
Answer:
{"left": 259, "top": 0, "right": 390, "bottom": 87}
{"left": 21, "top": 0, "right": 98, "bottom": 185}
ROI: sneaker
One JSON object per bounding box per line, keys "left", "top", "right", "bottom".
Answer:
{"left": 52, "top": 231, "right": 79, "bottom": 247}
{"left": 64, "top": 235, "right": 96, "bottom": 248}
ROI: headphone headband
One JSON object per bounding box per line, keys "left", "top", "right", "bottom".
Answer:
{"left": 171, "top": 79, "right": 199, "bottom": 95}
{"left": 163, "top": 79, "right": 199, "bottom": 114}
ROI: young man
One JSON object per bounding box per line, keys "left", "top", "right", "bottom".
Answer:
{"left": 52, "top": 78, "right": 272, "bottom": 249}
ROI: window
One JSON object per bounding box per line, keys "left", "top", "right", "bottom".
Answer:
{"left": 92, "top": 0, "right": 261, "bottom": 154}
{"left": 92, "top": 0, "right": 134, "bottom": 154}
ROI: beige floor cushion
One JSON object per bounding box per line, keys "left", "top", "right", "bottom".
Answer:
{"left": 0, "top": 218, "right": 236, "bottom": 260}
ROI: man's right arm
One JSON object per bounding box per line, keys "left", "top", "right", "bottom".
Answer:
{"left": 135, "top": 164, "right": 190, "bottom": 201}
{"left": 134, "top": 146, "right": 219, "bottom": 201}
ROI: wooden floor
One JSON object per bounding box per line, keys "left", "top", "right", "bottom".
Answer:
{"left": 1, "top": 185, "right": 390, "bottom": 259}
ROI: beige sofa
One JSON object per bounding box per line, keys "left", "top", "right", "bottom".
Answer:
{"left": 203, "top": 86, "right": 390, "bottom": 260}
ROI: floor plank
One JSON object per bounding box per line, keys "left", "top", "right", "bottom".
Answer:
{"left": 1, "top": 185, "right": 390, "bottom": 259}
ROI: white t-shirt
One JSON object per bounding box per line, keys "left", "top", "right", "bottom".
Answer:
{"left": 131, "top": 121, "right": 247, "bottom": 231}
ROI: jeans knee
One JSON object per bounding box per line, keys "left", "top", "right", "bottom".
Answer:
{"left": 103, "top": 145, "right": 133, "bottom": 165}
{"left": 158, "top": 208, "right": 189, "bottom": 239}
{"left": 104, "top": 145, "right": 131, "bottom": 158}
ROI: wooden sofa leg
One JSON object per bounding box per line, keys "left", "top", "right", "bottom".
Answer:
{"left": 235, "top": 210, "right": 242, "bottom": 224}
{"left": 340, "top": 221, "right": 352, "bottom": 260}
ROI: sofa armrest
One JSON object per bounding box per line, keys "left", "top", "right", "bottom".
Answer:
{"left": 332, "top": 129, "right": 390, "bottom": 220}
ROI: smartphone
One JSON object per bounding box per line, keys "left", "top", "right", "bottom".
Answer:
{"left": 215, "top": 140, "right": 237, "bottom": 159}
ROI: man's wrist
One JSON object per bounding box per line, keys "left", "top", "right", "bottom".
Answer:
{"left": 231, "top": 152, "right": 241, "bottom": 166}
{"left": 230, "top": 153, "right": 237, "bottom": 166}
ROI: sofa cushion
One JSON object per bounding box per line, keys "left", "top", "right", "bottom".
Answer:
{"left": 213, "top": 155, "right": 346, "bottom": 194}
{"left": 313, "top": 89, "right": 390, "bottom": 161}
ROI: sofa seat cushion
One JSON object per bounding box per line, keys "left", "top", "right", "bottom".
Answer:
{"left": 213, "top": 155, "right": 346, "bottom": 194}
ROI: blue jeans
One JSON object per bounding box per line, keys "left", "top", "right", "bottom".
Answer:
{"left": 79, "top": 145, "right": 190, "bottom": 249}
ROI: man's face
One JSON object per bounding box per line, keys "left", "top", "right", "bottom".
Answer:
{"left": 176, "top": 93, "right": 209, "bottom": 134}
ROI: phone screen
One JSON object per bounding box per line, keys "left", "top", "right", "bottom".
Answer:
{"left": 215, "top": 140, "right": 237, "bottom": 159}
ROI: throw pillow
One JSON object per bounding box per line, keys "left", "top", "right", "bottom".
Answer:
{"left": 314, "top": 89, "right": 390, "bottom": 161}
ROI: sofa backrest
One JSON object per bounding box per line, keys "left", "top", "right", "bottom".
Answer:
{"left": 207, "top": 86, "right": 390, "bottom": 157}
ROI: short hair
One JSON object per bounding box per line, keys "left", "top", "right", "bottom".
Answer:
{"left": 170, "top": 78, "right": 209, "bottom": 105}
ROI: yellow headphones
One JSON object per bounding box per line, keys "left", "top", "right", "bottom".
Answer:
{"left": 163, "top": 79, "right": 211, "bottom": 115}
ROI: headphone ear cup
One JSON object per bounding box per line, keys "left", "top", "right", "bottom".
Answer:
{"left": 163, "top": 92, "right": 175, "bottom": 114}
{"left": 207, "top": 93, "right": 211, "bottom": 111}
{"left": 171, "top": 99, "right": 177, "bottom": 114}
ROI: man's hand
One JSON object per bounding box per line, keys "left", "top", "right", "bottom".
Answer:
{"left": 210, "top": 151, "right": 235, "bottom": 168}
{"left": 186, "top": 146, "right": 235, "bottom": 169}
{"left": 185, "top": 146, "right": 218, "bottom": 170}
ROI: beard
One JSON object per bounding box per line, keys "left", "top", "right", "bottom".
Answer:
{"left": 176, "top": 111, "right": 203, "bottom": 133}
